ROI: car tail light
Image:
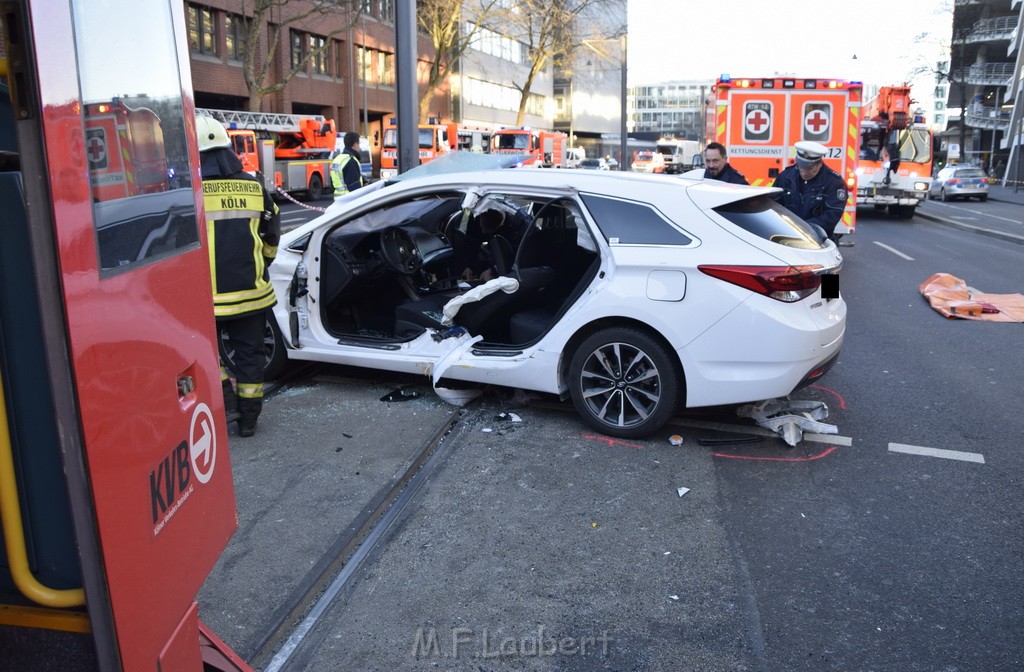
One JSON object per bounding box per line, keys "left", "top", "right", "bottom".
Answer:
{"left": 947, "top": 178, "right": 961, "bottom": 185}
{"left": 698, "top": 265, "right": 823, "bottom": 302}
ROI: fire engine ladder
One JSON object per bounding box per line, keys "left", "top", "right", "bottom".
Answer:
{"left": 196, "top": 108, "right": 329, "bottom": 135}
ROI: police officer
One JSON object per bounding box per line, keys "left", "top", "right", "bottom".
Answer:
{"left": 331, "top": 131, "right": 365, "bottom": 200}
{"left": 703, "top": 142, "right": 749, "bottom": 184}
{"left": 771, "top": 140, "right": 847, "bottom": 241}
{"left": 196, "top": 114, "right": 281, "bottom": 437}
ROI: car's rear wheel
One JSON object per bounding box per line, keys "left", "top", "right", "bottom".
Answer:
{"left": 940, "top": 188, "right": 950, "bottom": 202}
{"left": 568, "top": 327, "right": 679, "bottom": 439}
{"left": 978, "top": 194, "right": 988, "bottom": 202}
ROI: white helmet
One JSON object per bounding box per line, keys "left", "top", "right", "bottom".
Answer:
{"left": 195, "top": 113, "right": 230, "bottom": 152}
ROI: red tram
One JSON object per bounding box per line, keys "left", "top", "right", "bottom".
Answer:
{"left": 1, "top": 0, "right": 249, "bottom": 669}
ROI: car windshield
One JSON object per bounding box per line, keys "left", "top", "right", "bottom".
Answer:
{"left": 580, "top": 159, "right": 600, "bottom": 167}
{"left": 713, "top": 196, "right": 827, "bottom": 249}
{"left": 955, "top": 168, "right": 986, "bottom": 178}
{"left": 389, "top": 151, "right": 528, "bottom": 182}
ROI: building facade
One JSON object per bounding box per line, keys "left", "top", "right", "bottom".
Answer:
{"left": 628, "top": 80, "right": 714, "bottom": 142}
{"left": 946, "top": 0, "right": 1023, "bottom": 184}
{"left": 184, "top": 0, "right": 628, "bottom": 176}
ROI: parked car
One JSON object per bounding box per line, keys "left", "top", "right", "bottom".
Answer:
{"left": 929, "top": 165, "right": 989, "bottom": 202}
{"left": 258, "top": 154, "right": 846, "bottom": 438}
{"left": 578, "top": 157, "right": 609, "bottom": 170}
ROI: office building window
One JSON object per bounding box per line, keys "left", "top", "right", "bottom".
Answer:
{"left": 309, "top": 35, "right": 327, "bottom": 74}
{"left": 225, "top": 14, "right": 247, "bottom": 61}
{"left": 290, "top": 30, "right": 305, "bottom": 70}
{"left": 188, "top": 5, "right": 216, "bottom": 55}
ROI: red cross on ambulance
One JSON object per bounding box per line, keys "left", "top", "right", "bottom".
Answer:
{"left": 804, "top": 108, "right": 830, "bottom": 137}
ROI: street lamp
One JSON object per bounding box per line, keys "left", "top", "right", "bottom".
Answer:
{"left": 619, "top": 33, "right": 627, "bottom": 171}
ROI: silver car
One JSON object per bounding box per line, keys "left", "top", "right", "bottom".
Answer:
{"left": 930, "top": 166, "right": 989, "bottom": 202}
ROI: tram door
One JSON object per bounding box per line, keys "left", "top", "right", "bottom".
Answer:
{"left": 1, "top": 0, "right": 240, "bottom": 670}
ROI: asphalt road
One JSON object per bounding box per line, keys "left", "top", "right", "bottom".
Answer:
{"left": 202, "top": 196, "right": 1024, "bottom": 672}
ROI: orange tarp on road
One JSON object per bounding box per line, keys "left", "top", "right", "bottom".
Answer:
{"left": 919, "top": 273, "right": 1024, "bottom": 322}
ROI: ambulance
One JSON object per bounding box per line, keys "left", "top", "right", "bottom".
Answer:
{"left": 709, "top": 75, "right": 863, "bottom": 236}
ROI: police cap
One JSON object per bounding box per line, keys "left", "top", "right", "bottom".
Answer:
{"left": 794, "top": 140, "right": 828, "bottom": 168}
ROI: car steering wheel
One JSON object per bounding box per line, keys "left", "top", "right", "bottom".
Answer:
{"left": 379, "top": 226, "right": 421, "bottom": 275}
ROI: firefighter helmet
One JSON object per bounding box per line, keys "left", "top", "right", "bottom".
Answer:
{"left": 195, "top": 114, "right": 230, "bottom": 152}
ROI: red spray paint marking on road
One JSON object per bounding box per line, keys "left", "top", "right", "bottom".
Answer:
{"left": 582, "top": 434, "right": 646, "bottom": 450}
{"left": 713, "top": 446, "right": 838, "bottom": 462}
{"left": 809, "top": 384, "right": 847, "bottom": 410}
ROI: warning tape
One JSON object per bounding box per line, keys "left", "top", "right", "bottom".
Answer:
{"left": 256, "top": 170, "right": 330, "bottom": 213}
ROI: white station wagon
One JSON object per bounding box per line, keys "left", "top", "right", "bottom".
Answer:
{"left": 259, "top": 154, "right": 846, "bottom": 438}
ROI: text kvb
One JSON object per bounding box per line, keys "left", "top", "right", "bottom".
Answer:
{"left": 150, "top": 441, "right": 191, "bottom": 524}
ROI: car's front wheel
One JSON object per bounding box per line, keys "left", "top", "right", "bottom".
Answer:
{"left": 568, "top": 327, "right": 680, "bottom": 439}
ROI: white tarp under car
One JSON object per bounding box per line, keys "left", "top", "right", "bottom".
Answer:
{"left": 260, "top": 154, "right": 846, "bottom": 439}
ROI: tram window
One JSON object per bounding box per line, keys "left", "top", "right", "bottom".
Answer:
{"left": 73, "top": 0, "right": 200, "bottom": 275}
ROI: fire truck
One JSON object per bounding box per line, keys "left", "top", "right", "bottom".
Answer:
{"left": 709, "top": 75, "right": 862, "bottom": 236}
{"left": 491, "top": 127, "right": 568, "bottom": 168}
{"left": 197, "top": 108, "right": 337, "bottom": 201}
{"left": 379, "top": 117, "right": 492, "bottom": 180}
{"left": 85, "top": 99, "right": 170, "bottom": 202}
{"left": 2, "top": 0, "right": 249, "bottom": 669}
{"left": 380, "top": 117, "right": 455, "bottom": 180}
{"left": 856, "top": 84, "right": 933, "bottom": 219}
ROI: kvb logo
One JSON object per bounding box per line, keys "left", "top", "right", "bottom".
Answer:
{"left": 149, "top": 403, "right": 218, "bottom": 534}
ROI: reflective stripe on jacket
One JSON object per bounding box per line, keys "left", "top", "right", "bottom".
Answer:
{"left": 203, "top": 176, "right": 280, "bottom": 318}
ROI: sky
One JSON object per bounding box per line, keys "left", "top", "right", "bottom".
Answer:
{"left": 627, "top": 0, "right": 953, "bottom": 90}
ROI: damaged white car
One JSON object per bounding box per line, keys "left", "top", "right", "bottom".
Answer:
{"left": 261, "top": 154, "right": 846, "bottom": 439}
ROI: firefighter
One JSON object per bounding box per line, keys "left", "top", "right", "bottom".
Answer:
{"left": 196, "top": 114, "right": 281, "bottom": 437}
{"left": 330, "top": 131, "right": 365, "bottom": 200}
{"left": 771, "top": 140, "right": 847, "bottom": 242}
{"left": 703, "top": 142, "right": 749, "bottom": 184}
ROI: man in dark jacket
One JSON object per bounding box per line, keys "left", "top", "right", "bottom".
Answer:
{"left": 196, "top": 114, "right": 281, "bottom": 437}
{"left": 703, "top": 142, "right": 749, "bottom": 184}
{"left": 331, "top": 131, "right": 365, "bottom": 200}
{"left": 771, "top": 140, "right": 847, "bottom": 241}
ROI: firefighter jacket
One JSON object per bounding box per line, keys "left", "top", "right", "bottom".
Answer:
{"left": 200, "top": 148, "right": 281, "bottom": 319}
{"left": 331, "top": 146, "right": 364, "bottom": 199}
{"left": 705, "top": 163, "right": 749, "bottom": 185}
{"left": 771, "top": 163, "right": 847, "bottom": 237}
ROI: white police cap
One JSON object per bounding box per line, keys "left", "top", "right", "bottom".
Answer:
{"left": 794, "top": 140, "right": 828, "bottom": 168}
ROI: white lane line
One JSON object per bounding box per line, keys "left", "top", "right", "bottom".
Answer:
{"left": 872, "top": 241, "right": 915, "bottom": 260}
{"left": 888, "top": 443, "right": 985, "bottom": 464}
{"left": 667, "top": 418, "right": 853, "bottom": 446}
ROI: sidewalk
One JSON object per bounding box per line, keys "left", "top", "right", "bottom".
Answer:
{"left": 988, "top": 184, "right": 1024, "bottom": 206}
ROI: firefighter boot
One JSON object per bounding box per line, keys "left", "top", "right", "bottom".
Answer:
{"left": 222, "top": 379, "right": 241, "bottom": 424}
{"left": 237, "top": 414, "right": 258, "bottom": 438}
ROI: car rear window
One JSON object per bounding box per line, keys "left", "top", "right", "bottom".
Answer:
{"left": 713, "top": 196, "right": 826, "bottom": 249}
{"left": 581, "top": 194, "right": 693, "bottom": 245}
{"left": 955, "top": 169, "right": 986, "bottom": 178}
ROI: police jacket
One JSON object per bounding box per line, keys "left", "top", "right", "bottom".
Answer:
{"left": 771, "top": 163, "right": 847, "bottom": 236}
{"left": 331, "top": 146, "right": 364, "bottom": 198}
{"left": 200, "top": 148, "right": 280, "bottom": 319}
{"left": 705, "top": 163, "right": 749, "bottom": 185}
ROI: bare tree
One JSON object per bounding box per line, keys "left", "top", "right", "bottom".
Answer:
{"left": 236, "top": 0, "right": 361, "bottom": 111}
{"left": 417, "top": 0, "right": 502, "bottom": 123}
{"left": 500, "top": 0, "right": 626, "bottom": 126}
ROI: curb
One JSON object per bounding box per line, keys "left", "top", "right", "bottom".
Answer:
{"left": 915, "top": 209, "right": 1024, "bottom": 245}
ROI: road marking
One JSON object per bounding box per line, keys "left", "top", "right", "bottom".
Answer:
{"left": 888, "top": 442, "right": 984, "bottom": 464}
{"left": 872, "top": 241, "right": 914, "bottom": 260}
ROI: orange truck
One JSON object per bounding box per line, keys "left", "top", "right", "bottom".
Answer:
{"left": 490, "top": 127, "right": 567, "bottom": 168}
{"left": 380, "top": 117, "right": 454, "bottom": 180}
{"left": 709, "top": 75, "right": 862, "bottom": 236}
{"left": 85, "top": 99, "right": 169, "bottom": 202}
{"left": 197, "top": 108, "right": 337, "bottom": 201}
{"left": 856, "top": 84, "right": 933, "bottom": 219}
